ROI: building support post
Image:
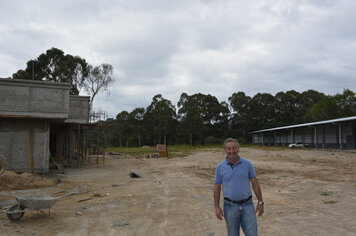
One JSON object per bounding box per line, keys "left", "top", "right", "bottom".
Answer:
{"left": 77, "top": 124, "right": 80, "bottom": 168}
{"left": 322, "top": 126, "right": 325, "bottom": 149}
{"left": 353, "top": 122, "right": 356, "bottom": 149}
{"left": 290, "top": 130, "right": 293, "bottom": 144}
{"left": 103, "top": 125, "right": 106, "bottom": 164}
{"left": 339, "top": 123, "right": 343, "bottom": 151}
{"left": 68, "top": 126, "right": 71, "bottom": 163}
{"left": 314, "top": 127, "right": 317, "bottom": 149}
{"left": 268, "top": 133, "right": 271, "bottom": 146}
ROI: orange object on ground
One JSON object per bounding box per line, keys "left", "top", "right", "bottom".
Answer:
{"left": 156, "top": 144, "right": 168, "bottom": 157}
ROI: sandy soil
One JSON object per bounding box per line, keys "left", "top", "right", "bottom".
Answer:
{"left": 0, "top": 171, "right": 56, "bottom": 191}
{"left": 0, "top": 147, "right": 355, "bottom": 236}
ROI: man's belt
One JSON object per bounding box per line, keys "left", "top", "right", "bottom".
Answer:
{"left": 224, "top": 196, "right": 252, "bottom": 204}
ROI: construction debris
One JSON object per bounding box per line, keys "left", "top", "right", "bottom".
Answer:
{"left": 130, "top": 170, "right": 141, "bottom": 178}
{"left": 77, "top": 198, "right": 93, "bottom": 202}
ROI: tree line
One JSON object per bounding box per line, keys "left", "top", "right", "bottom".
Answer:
{"left": 9, "top": 48, "right": 355, "bottom": 147}
{"left": 104, "top": 89, "right": 356, "bottom": 147}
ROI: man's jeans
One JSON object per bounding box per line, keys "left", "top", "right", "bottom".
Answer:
{"left": 223, "top": 199, "right": 258, "bottom": 236}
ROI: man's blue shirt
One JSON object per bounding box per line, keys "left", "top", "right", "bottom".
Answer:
{"left": 214, "top": 156, "right": 256, "bottom": 201}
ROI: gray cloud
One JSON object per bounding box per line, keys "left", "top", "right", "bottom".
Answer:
{"left": 1, "top": 0, "right": 355, "bottom": 117}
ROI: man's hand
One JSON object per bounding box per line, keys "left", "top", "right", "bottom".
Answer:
{"left": 256, "top": 204, "right": 264, "bottom": 216}
{"left": 214, "top": 184, "right": 224, "bottom": 220}
{"left": 215, "top": 206, "right": 224, "bottom": 220}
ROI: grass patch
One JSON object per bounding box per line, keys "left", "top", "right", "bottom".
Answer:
{"left": 311, "top": 158, "right": 317, "bottom": 162}
{"left": 322, "top": 200, "right": 338, "bottom": 204}
{"left": 320, "top": 191, "right": 333, "bottom": 196}
{"left": 106, "top": 146, "right": 156, "bottom": 158}
{"left": 105, "top": 145, "right": 222, "bottom": 159}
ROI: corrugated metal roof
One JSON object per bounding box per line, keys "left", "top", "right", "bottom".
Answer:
{"left": 250, "top": 116, "right": 356, "bottom": 133}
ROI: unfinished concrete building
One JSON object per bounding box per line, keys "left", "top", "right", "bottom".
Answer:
{"left": 0, "top": 78, "right": 90, "bottom": 173}
{"left": 251, "top": 116, "right": 356, "bottom": 150}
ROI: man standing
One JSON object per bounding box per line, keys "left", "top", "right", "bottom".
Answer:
{"left": 214, "top": 138, "right": 264, "bottom": 236}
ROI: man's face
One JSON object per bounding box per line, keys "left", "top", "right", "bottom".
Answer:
{"left": 224, "top": 141, "right": 239, "bottom": 160}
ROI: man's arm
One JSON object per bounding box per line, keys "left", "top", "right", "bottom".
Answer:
{"left": 214, "top": 184, "right": 224, "bottom": 220}
{"left": 250, "top": 178, "right": 264, "bottom": 216}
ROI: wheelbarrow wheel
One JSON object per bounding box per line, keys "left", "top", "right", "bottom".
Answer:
{"left": 7, "top": 204, "right": 24, "bottom": 222}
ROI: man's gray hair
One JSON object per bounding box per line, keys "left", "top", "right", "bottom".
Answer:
{"left": 224, "top": 138, "right": 240, "bottom": 148}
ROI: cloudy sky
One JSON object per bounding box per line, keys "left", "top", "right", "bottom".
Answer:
{"left": 1, "top": 0, "right": 355, "bottom": 118}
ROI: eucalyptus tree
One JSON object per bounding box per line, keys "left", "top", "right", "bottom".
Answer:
{"left": 84, "top": 63, "right": 114, "bottom": 107}
{"left": 116, "top": 111, "right": 133, "bottom": 147}
{"left": 145, "top": 94, "right": 177, "bottom": 145}
{"left": 299, "top": 90, "right": 325, "bottom": 122}
{"left": 178, "top": 93, "right": 204, "bottom": 145}
{"left": 308, "top": 89, "right": 356, "bottom": 121}
{"left": 129, "top": 108, "right": 145, "bottom": 146}
{"left": 228, "top": 92, "right": 252, "bottom": 137}
{"left": 178, "top": 93, "right": 227, "bottom": 145}
{"left": 248, "top": 93, "right": 275, "bottom": 130}
{"left": 273, "top": 90, "right": 301, "bottom": 126}
{"left": 197, "top": 94, "right": 229, "bottom": 142}
{"left": 333, "top": 89, "right": 356, "bottom": 117}
{"left": 216, "top": 101, "right": 230, "bottom": 139}
{"left": 307, "top": 96, "right": 339, "bottom": 121}
{"left": 229, "top": 92, "right": 274, "bottom": 136}
{"left": 12, "top": 47, "right": 90, "bottom": 94}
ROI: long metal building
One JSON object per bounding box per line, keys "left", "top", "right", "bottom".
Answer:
{"left": 251, "top": 116, "right": 356, "bottom": 150}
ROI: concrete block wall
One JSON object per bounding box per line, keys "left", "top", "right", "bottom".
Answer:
{"left": 0, "top": 79, "right": 91, "bottom": 173}
{"left": 0, "top": 118, "right": 50, "bottom": 173}
{"left": 0, "top": 78, "right": 70, "bottom": 119}
{"left": 66, "top": 95, "right": 90, "bottom": 124}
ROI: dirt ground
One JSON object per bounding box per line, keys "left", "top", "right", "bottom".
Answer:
{"left": 0, "top": 147, "right": 356, "bottom": 236}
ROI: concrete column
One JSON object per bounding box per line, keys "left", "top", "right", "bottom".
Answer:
{"left": 268, "top": 133, "right": 271, "bottom": 146}
{"left": 339, "top": 123, "right": 343, "bottom": 151}
{"left": 77, "top": 124, "right": 80, "bottom": 168}
{"left": 290, "top": 130, "right": 293, "bottom": 143}
{"left": 314, "top": 127, "right": 317, "bottom": 149}
{"left": 322, "top": 125, "right": 325, "bottom": 149}
{"left": 336, "top": 126, "right": 339, "bottom": 148}
{"left": 353, "top": 122, "right": 356, "bottom": 149}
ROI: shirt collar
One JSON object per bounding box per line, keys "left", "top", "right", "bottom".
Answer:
{"left": 225, "top": 155, "right": 242, "bottom": 166}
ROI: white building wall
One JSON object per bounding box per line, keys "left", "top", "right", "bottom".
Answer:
{"left": 251, "top": 120, "right": 355, "bottom": 149}
{"left": 342, "top": 126, "right": 353, "bottom": 142}
{"left": 325, "top": 126, "right": 337, "bottom": 143}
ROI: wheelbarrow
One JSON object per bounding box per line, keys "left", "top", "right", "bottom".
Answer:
{"left": 3, "top": 190, "right": 77, "bottom": 222}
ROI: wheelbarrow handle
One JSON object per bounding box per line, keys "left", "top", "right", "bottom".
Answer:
{"left": 50, "top": 190, "right": 66, "bottom": 196}
{"left": 56, "top": 191, "right": 77, "bottom": 200}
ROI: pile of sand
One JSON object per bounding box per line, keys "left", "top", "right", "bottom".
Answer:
{"left": 0, "top": 171, "right": 56, "bottom": 191}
